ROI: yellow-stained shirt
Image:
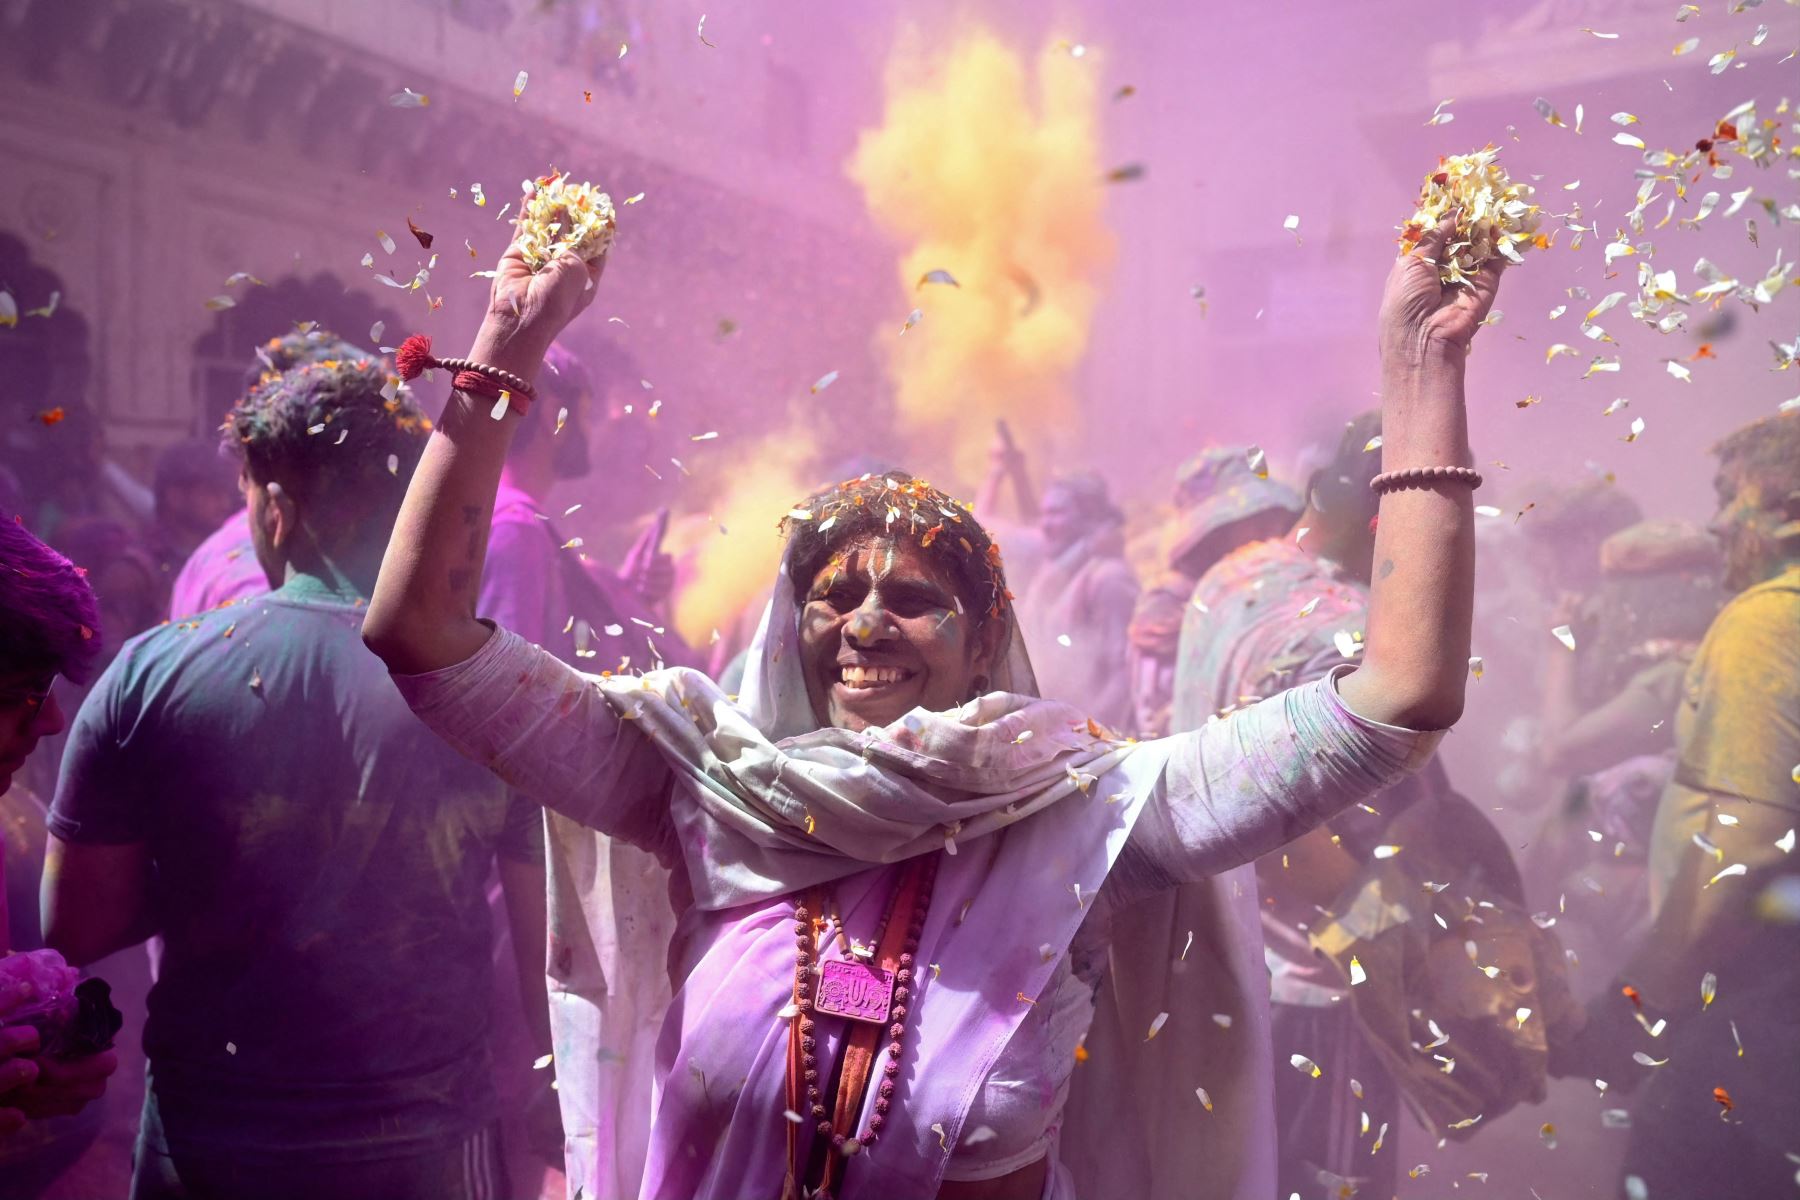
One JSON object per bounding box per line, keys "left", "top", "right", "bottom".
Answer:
{"left": 1635, "top": 565, "right": 1800, "bottom": 1003}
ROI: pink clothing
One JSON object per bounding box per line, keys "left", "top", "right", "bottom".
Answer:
{"left": 485, "top": 483, "right": 697, "bottom": 671}
{"left": 1015, "top": 527, "right": 1140, "bottom": 732}
{"left": 395, "top": 626, "right": 1434, "bottom": 1199}
{"left": 167, "top": 508, "right": 267, "bottom": 619}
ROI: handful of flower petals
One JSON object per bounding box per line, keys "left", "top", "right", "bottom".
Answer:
{"left": 1401, "top": 146, "right": 1541, "bottom": 286}
{"left": 515, "top": 170, "right": 618, "bottom": 271}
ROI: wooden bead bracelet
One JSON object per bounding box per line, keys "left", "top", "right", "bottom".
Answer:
{"left": 1369, "top": 466, "right": 1484, "bottom": 494}
{"left": 394, "top": 334, "right": 535, "bottom": 414}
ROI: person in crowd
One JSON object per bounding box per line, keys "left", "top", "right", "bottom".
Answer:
{"left": 363, "top": 212, "right": 1502, "bottom": 1200}
{"left": 488, "top": 341, "right": 692, "bottom": 672}
{"left": 52, "top": 520, "right": 165, "bottom": 672}
{"left": 0, "top": 515, "right": 118, "bottom": 1145}
{"left": 1524, "top": 519, "right": 1725, "bottom": 965}
{"left": 1452, "top": 478, "right": 1645, "bottom": 835}
{"left": 41, "top": 358, "right": 547, "bottom": 1200}
{"left": 1520, "top": 480, "right": 1647, "bottom": 606}
{"left": 1534, "top": 519, "right": 1724, "bottom": 783}
{"left": 1127, "top": 446, "right": 1301, "bottom": 739}
{"left": 13, "top": 518, "right": 167, "bottom": 832}
{"left": 147, "top": 441, "right": 240, "bottom": 577}
{"left": 1171, "top": 412, "right": 1550, "bottom": 1199}
{"left": 1556, "top": 409, "right": 1800, "bottom": 1196}
{"left": 971, "top": 420, "right": 1043, "bottom": 587}
{"left": 168, "top": 330, "right": 370, "bottom": 619}
{"left": 1014, "top": 471, "right": 1140, "bottom": 732}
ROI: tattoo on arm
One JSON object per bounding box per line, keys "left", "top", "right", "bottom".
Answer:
{"left": 1378, "top": 559, "right": 1395, "bottom": 580}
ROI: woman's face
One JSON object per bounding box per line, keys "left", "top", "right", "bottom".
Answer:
{"left": 799, "top": 535, "right": 999, "bottom": 733}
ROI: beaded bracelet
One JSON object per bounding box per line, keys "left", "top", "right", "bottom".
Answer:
{"left": 394, "top": 334, "right": 536, "bottom": 414}
{"left": 1369, "top": 465, "right": 1484, "bottom": 494}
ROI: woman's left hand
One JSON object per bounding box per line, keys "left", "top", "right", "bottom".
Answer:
{"left": 1378, "top": 213, "right": 1506, "bottom": 370}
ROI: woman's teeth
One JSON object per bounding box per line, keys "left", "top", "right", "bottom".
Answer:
{"left": 840, "top": 665, "right": 909, "bottom": 688}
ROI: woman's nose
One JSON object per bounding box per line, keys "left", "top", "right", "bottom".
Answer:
{"left": 845, "top": 602, "right": 896, "bottom": 647}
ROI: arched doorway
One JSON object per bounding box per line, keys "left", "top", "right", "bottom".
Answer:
{"left": 188, "top": 272, "right": 404, "bottom": 437}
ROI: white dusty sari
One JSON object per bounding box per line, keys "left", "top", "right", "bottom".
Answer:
{"left": 395, "top": 556, "right": 1437, "bottom": 1199}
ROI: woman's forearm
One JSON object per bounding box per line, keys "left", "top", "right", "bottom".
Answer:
{"left": 365, "top": 320, "right": 547, "bottom": 674}
{"left": 1338, "top": 348, "right": 1476, "bottom": 730}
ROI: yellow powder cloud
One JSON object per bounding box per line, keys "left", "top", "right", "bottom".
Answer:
{"left": 669, "top": 420, "right": 818, "bottom": 654}
{"left": 848, "top": 29, "right": 1113, "bottom": 481}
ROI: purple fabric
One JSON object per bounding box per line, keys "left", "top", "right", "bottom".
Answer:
{"left": 167, "top": 508, "right": 267, "bottom": 620}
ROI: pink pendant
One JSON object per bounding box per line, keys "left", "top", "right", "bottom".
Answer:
{"left": 813, "top": 958, "right": 895, "bottom": 1025}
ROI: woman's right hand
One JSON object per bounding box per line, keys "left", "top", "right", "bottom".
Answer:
{"left": 472, "top": 241, "right": 608, "bottom": 378}
{"left": 1377, "top": 213, "right": 1505, "bottom": 372}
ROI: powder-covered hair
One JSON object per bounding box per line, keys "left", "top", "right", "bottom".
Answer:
{"left": 781, "top": 472, "right": 1013, "bottom": 625}
{"left": 225, "top": 356, "right": 430, "bottom": 544}
{"left": 242, "top": 328, "right": 367, "bottom": 392}
{"left": 1715, "top": 409, "right": 1800, "bottom": 512}
{"left": 0, "top": 512, "right": 103, "bottom": 685}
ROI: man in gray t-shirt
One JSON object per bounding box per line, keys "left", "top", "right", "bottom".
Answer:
{"left": 43, "top": 358, "right": 538, "bottom": 1200}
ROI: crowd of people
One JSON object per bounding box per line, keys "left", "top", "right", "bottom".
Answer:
{"left": 1, "top": 216, "right": 1796, "bottom": 1200}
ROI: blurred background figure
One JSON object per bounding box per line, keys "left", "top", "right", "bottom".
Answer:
{"left": 973, "top": 420, "right": 1043, "bottom": 586}
{"left": 1014, "top": 470, "right": 1139, "bottom": 730}
{"left": 490, "top": 342, "right": 696, "bottom": 673}
{"left": 1452, "top": 479, "right": 1647, "bottom": 842}
{"left": 1172, "top": 411, "right": 1571, "bottom": 1200}
{"left": 0, "top": 511, "right": 119, "bottom": 1191}
{"left": 1523, "top": 519, "right": 1725, "bottom": 976}
{"left": 1126, "top": 445, "right": 1301, "bottom": 739}
{"left": 14, "top": 518, "right": 165, "bottom": 806}
{"left": 147, "top": 442, "right": 240, "bottom": 582}
{"left": 1555, "top": 409, "right": 1800, "bottom": 1197}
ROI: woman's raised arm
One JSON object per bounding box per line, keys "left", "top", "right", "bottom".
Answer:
{"left": 1336, "top": 215, "right": 1505, "bottom": 731}
{"left": 363, "top": 244, "right": 603, "bottom": 675}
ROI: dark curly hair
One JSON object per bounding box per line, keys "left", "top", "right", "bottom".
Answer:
{"left": 780, "top": 472, "right": 1012, "bottom": 625}
{"left": 225, "top": 357, "right": 430, "bottom": 545}
{"left": 242, "top": 328, "right": 368, "bottom": 393}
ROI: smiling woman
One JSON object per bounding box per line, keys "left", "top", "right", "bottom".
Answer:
{"left": 786, "top": 474, "right": 1013, "bottom": 733}
{"left": 364, "top": 211, "right": 1499, "bottom": 1200}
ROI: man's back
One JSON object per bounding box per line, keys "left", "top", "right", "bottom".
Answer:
{"left": 51, "top": 575, "right": 533, "bottom": 1160}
